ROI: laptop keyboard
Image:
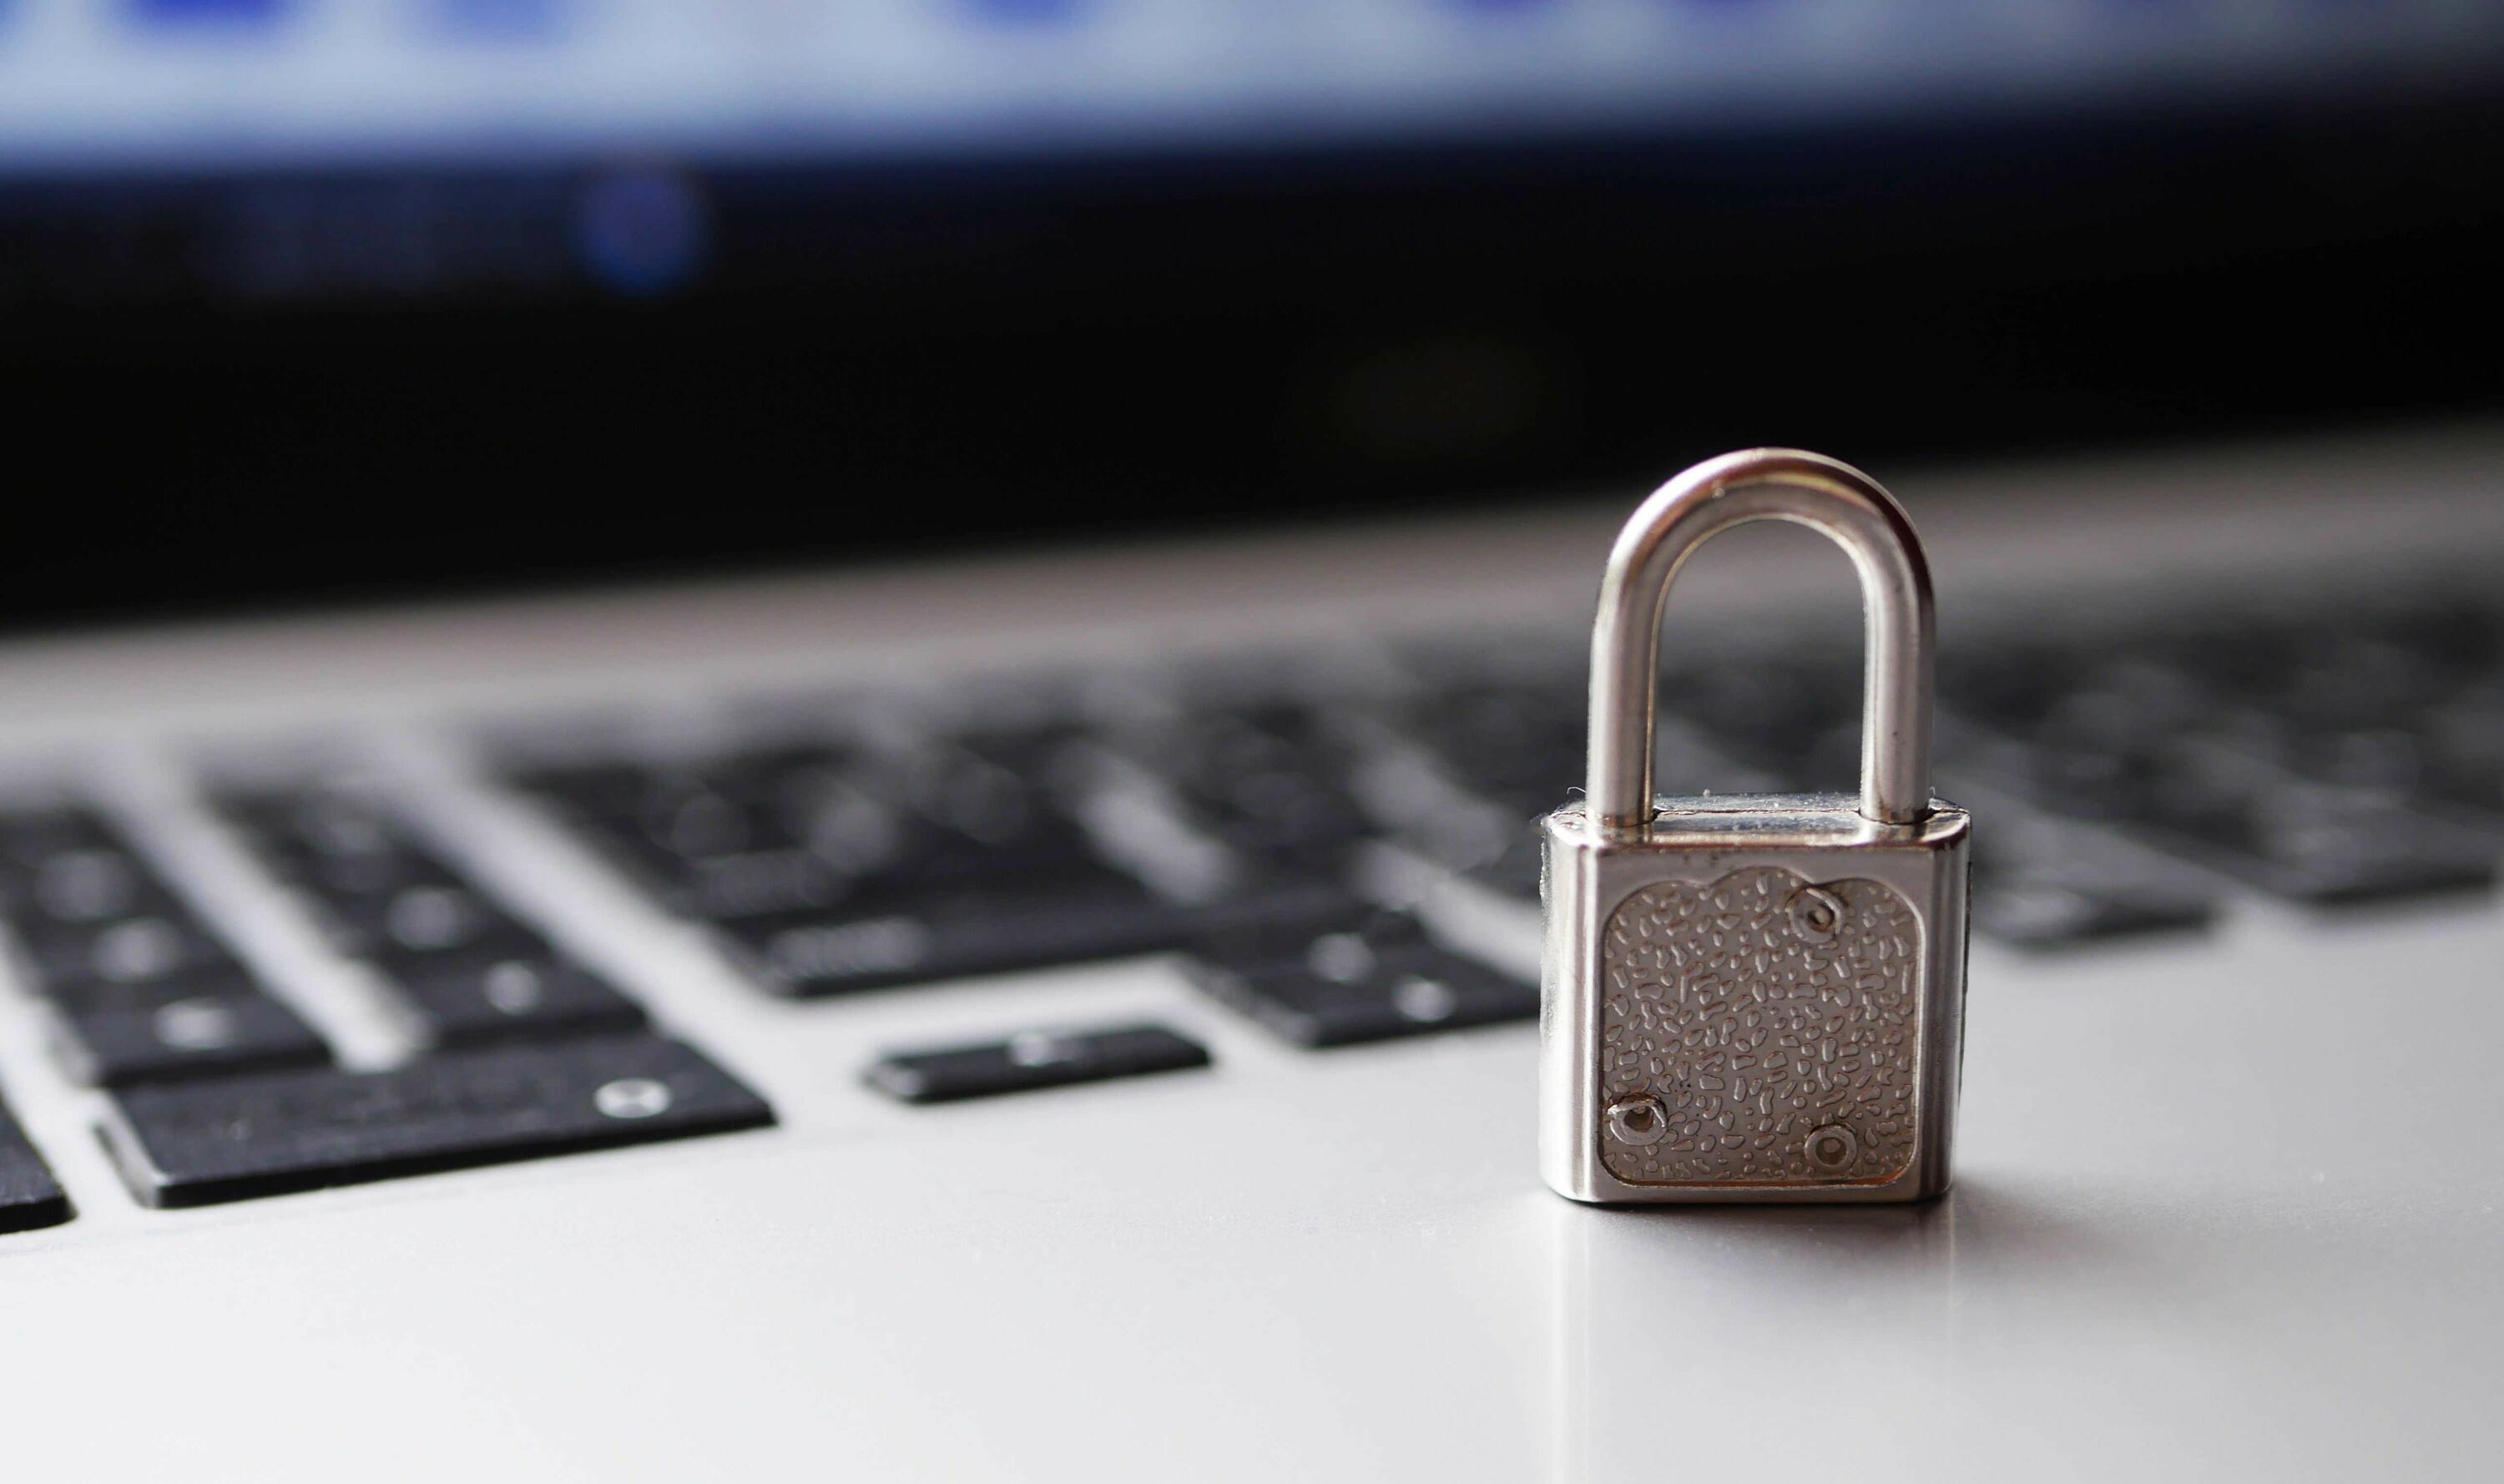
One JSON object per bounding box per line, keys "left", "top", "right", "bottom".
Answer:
{"left": 0, "top": 588, "right": 2498, "bottom": 1224}
{"left": 219, "top": 790, "right": 653, "bottom": 1047}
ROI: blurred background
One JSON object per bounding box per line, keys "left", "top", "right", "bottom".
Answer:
{"left": 3, "top": 1, "right": 2501, "bottom": 628}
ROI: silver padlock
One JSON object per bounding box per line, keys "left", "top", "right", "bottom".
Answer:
{"left": 1539, "top": 448, "right": 1971, "bottom": 1204}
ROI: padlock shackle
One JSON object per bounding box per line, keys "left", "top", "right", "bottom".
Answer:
{"left": 1587, "top": 448, "right": 1936, "bottom": 832}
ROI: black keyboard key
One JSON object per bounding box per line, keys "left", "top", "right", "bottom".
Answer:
{"left": 573, "top": 822, "right": 874, "bottom": 921}
{"left": 1996, "top": 738, "right": 2184, "bottom": 825}
{"left": 1401, "top": 683, "right": 1584, "bottom": 796}
{"left": 521, "top": 755, "right": 844, "bottom": 831}
{"left": 2221, "top": 806, "right": 2500, "bottom": 905}
{"left": 0, "top": 1094, "right": 71, "bottom": 1234}
{"left": 900, "top": 814, "right": 1108, "bottom": 888}
{"left": 0, "top": 808, "right": 118, "bottom": 874}
{"left": 783, "top": 785, "right": 916, "bottom": 877}
{"left": 383, "top": 949, "right": 649, "bottom": 1047}
{"left": 1200, "top": 802, "right": 1373, "bottom": 874}
{"left": 324, "top": 883, "right": 548, "bottom": 961}
{"left": 663, "top": 847, "right": 865, "bottom": 921}
{"left": 261, "top": 836, "right": 469, "bottom": 902}
{"left": 697, "top": 820, "right": 1101, "bottom": 918}
{"left": 1122, "top": 709, "right": 1376, "bottom": 871}
{"left": 729, "top": 870, "right": 1179, "bottom": 996}
{"left": 629, "top": 781, "right": 782, "bottom": 860}
{"left": 224, "top": 790, "right": 477, "bottom": 906}
{"left": 836, "top": 759, "right": 1105, "bottom": 889}
{"left": 13, "top": 911, "right": 237, "bottom": 993}
{"left": 1186, "top": 941, "right": 1537, "bottom": 1047}
{"left": 48, "top": 979, "right": 331, "bottom": 1086}
{"left": 508, "top": 761, "right": 679, "bottom": 817}
{"left": 223, "top": 791, "right": 396, "bottom": 853}
{"left": 3, "top": 845, "right": 180, "bottom": 927}
{"left": 1185, "top": 891, "right": 1427, "bottom": 971}
{"left": 863, "top": 1022, "right": 1210, "bottom": 1104}
{"left": 562, "top": 820, "right": 696, "bottom": 891}
{"left": 548, "top": 772, "right": 820, "bottom": 871}
{"left": 702, "top": 744, "right": 861, "bottom": 803}
{"left": 35, "top": 954, "right": 265, "bottom": 1008}
{"left": 1964, "top": 821, "right": 2221, "bottom": 947}
{"left": 102, "top": 1035, "right": 775, "bottom": 1209}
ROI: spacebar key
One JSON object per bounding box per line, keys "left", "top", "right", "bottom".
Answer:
{"left": 102, "top": 1036, "right": 775, "bottom": 1209}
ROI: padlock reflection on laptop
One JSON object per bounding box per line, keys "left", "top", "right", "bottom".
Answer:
{"left": 1539, "top": 449, "right": 1971, "bottom": 1204}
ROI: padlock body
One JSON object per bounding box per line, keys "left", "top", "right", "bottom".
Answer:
{"left": 1538, "top": 793, "right": 1970, "bottom": 1204}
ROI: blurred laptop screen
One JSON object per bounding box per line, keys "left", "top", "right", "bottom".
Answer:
{"left": 3, "top": 3, "right": 2501, "bottom": 624}
{"left": 7, "top": 3, "right": 2500, "bottom": 172}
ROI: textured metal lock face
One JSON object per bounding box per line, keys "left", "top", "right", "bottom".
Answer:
{"left": 1598, "top": 865, "right": 1921, "bottom": 1185}
{"left": 1539, "top": 795, "right": 1969, "bottom": 1204}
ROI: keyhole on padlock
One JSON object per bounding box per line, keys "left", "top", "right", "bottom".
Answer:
{"left": 1804, "top": 1124, "right": 1858, "bottom": 1171}
{"left": 1605, "top": 1094, "right": 1669, "bottom": 1147}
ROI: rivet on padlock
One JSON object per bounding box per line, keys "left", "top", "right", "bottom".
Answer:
{"left": 1788, "top": 885, "right": 1845, "bottom": 942}
{"left": 1538, "top": 449, "right": 1971, "bottom": 1204}
{"left": 1604, "top": 1094, "right": 1671, "bottom": 1148}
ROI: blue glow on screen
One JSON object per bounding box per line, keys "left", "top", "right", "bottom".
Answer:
{"left": 572, "top": 168, "right": 709, "bottom": 296}
{"left": 0, "top": 2, "right": 2494, "bottom": 173}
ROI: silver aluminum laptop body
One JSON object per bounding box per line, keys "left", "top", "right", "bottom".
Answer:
{"left": 1, "top": 423, "right": 2499, "bottom": 1483}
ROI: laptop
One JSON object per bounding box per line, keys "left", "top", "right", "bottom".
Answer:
{"left": 3, "top": 7, "right": 2501, "bottom": 1481}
